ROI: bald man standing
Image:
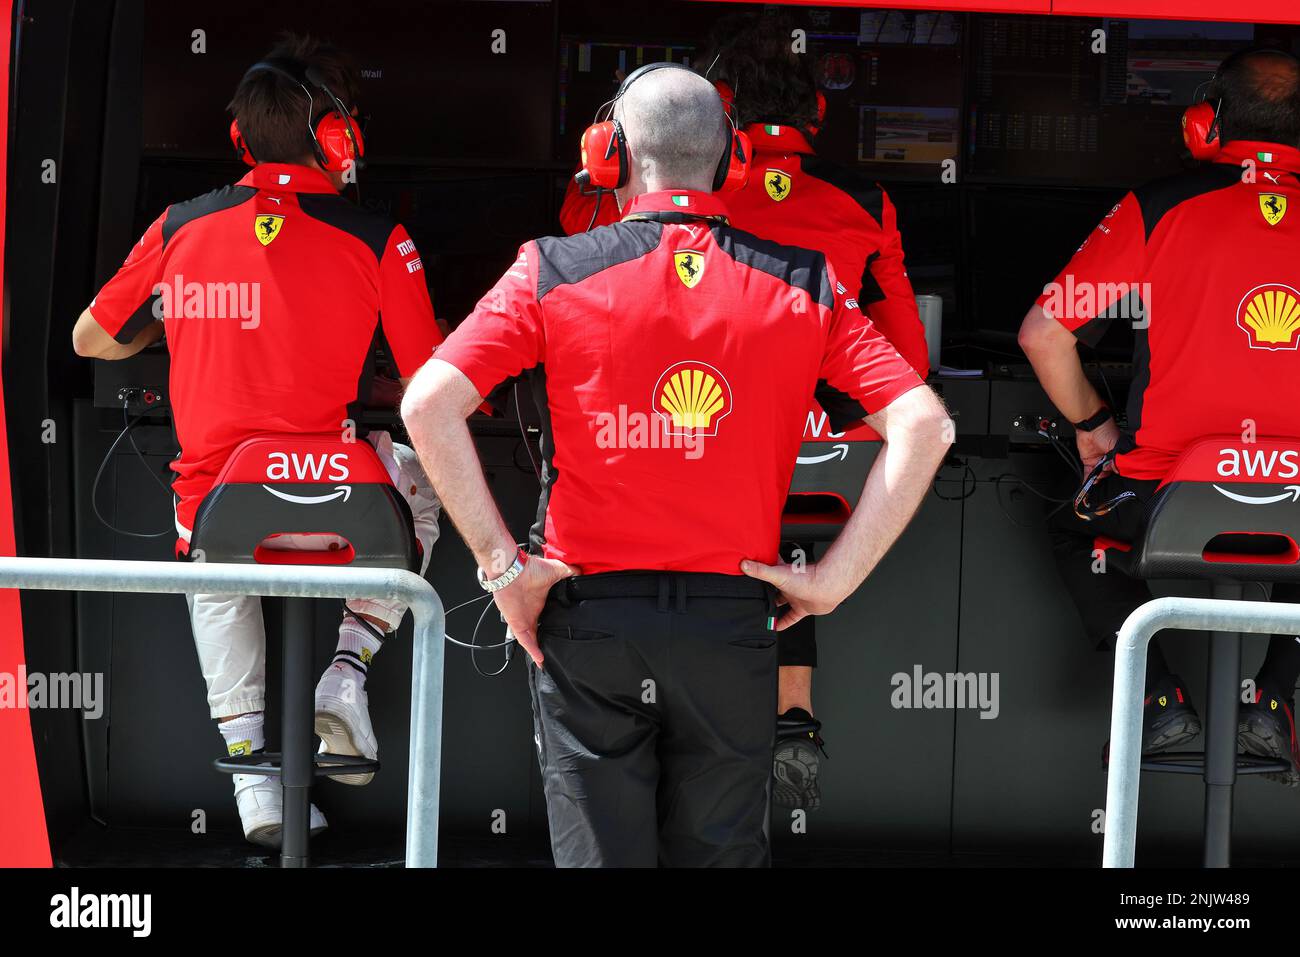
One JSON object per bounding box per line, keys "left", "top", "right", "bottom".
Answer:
{"left": 401, "top": 64, "right": 950, "bottom": 866}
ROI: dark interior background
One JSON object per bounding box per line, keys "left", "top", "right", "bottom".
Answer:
{"left": 8, "top": 0, "right": 1300, "bottom": 865}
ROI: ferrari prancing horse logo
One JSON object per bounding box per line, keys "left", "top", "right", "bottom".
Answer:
{"left": 674, "top": 250, "right": 705, "bottom": 288}
{"left": 255, "top": 214, "right": 285, "bottom": 246}
{"left": 1260, "top": 193, "right": 1288, "bottom": 226}
{"left": 764, "top": 169, "right": 792, "bottom": 202}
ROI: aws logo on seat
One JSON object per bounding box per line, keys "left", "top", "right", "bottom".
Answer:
{"left": 653, "top": 361, "right": 732, "bottom": 437}
{"left": 262, "top": 451, "right": 352, "bottom": 505}
{"left": 1237, "top": 284, "right": 1300, "bottom": 350}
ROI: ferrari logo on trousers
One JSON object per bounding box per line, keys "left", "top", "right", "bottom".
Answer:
{"left": 674, "top": 250, "right": 705, "bottom": 288}
{"left": 255, "top": 214, "right": 285, "bottom": 246}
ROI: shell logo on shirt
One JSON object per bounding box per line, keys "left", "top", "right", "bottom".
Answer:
{"left": 764, "top": 169, "right": 792, "bottom": 202}
{"left": 654, "top": 361, "right": 733, "bottom": 437}
{"left": 1237, "top": 283, "right": 1300, "bottom": 350}
{"left": 673, "top": 250, "right": 706, "bottom": 288}
{"left": 254, "top": 214, "right": 285, "bottom": 246}
{"left": 1259, "top": 193, "right": 1288, "bottom": 226}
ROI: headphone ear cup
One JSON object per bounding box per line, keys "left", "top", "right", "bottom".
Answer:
{"left": 230, "top": 119, "right": 256, "bottom": 167}
{"left": 314, "top": 112, "right": 364, "bottom": 172}
{"left": 577, "top": 120, "right": 626, "bottom": 191}
{"left": 716, "top": 128, "right": 752, "bottom": 193}
{"left": 1182, "top": 101, "right": 1221, "bottom": 160}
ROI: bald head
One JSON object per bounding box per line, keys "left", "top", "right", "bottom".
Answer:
{"left": 614, "top": 67, "right": 730, "bottom": 201}
{"left": 1216, "top": 49, "right": 1300, "bottom": 148}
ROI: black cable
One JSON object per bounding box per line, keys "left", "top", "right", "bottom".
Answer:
{"left": 514, "top": 381, "right": 541, "bottom": 483}
{"left": 91, "top": 402, "right": 176, "bottom": 539}
{"left": 586, "top": 189, "right": 606, "bottom": 232}
{"left": 932, "top": 460, "right": 977, "bottom": 500}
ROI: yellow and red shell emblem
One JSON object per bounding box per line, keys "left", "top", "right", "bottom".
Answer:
{"left": 1237, "top": 283, "right": 1300, "bottom": 351}
{"left": 653, "top": 361, "right": 733, "bottom": 437}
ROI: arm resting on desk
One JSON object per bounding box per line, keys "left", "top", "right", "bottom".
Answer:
{"left": 72, "top": 308, "right": 163, "bottom": 361}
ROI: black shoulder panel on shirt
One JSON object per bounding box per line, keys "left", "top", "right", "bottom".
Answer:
{"left": 161, "top": 185, "right": 258, "bottom": 247}
{"left": 799, "top": 155, "right": 884, "bottom": 225}
{"left": 1133, "top": 163, "right": 1242, "bottom": 241}
{"left": 711, "top": 225, "right": 835, "bottom": 309}
{"left": 297, "top": 194, "right": 395, "bottom": 261}
{"left": 534, "top": 221, "right": 663, "bottom": 301}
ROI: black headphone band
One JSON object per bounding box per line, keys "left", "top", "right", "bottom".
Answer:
{"left": 606, "top": 60, "right": 737, "bottom": 192}
{"left": 239, "top": 56, "right": 362, "bottom": 170}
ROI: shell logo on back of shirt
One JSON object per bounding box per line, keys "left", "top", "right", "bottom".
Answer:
{"left": 1238, "top": 283, "right": 1300, "bottom": 350}
{"left": 654, "top": 361, "right": 733, "bottom": 437}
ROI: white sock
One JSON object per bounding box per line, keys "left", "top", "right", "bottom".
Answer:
{"left": 332, "top": 615, "right": 385, "bottom": 682}
{"left": 219, "top": 712, "right": 265, "bottom": 757}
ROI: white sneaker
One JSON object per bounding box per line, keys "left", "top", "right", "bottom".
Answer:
{"left": 233, "top": 771, "right": 327, "bottom": 848}
{"left": 314, "top": 662, "right": 378, "bottom": 786}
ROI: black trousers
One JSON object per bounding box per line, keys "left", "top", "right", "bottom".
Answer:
{"left": 1049, "top": 473, "right": 1300, "bottom": 650}
{"left": 527, "top": 571, "right": 779, "bottom": 868}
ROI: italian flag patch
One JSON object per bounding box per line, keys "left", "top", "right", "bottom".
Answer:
{"left": 671, "top": 195, "right": 691, "bottom": 207}
{"left": 1259, "top": 151, "right": 1274, "bottom": 163}
{"left": 764, "top": 124, "right": 782, "bottom": 135}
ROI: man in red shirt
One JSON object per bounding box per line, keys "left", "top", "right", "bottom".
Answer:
{"left": 558, "top": 16, "right": 931, "bottom": 812}
{"left": 402, "top": 64, "right": 950, "bottom": 866}
{"left": 72, "top": 36, "right": 444, "bottom": 844}
{"left": 1019, "top": 48, "right": 1300, "bottom": 783}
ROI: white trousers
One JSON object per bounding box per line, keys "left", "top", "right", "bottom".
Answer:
{"left": 179, "top": 432, "right": 440, "bottom": 719}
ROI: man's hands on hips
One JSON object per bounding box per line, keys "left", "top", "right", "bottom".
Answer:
{"left": 739, "top": 558, "right": 847, "bottom": 631}
{"left": 1076, "top": 417, "right": 1120, "bottom": 474}
{"left": 493, "top": 555, "right": 578, "bottom": 668}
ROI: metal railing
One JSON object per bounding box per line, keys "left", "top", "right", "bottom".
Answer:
{"left": 0, "top": 556, "right": 445, "bottom": 867}
{"left": 1103, "top": 595, "right": 1300, "bottom": 868}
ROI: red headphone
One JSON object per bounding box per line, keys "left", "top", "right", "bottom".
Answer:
{"left": 575, "top": 62, "right": 751, "bottom": 193}
{"left": 1182, "top": 47, "right": 1300, "bottom": 161}
{"left": 711, "top": 80, "right": 826, "bottom": 138}
{"left": 230, "top": 58, "right": 365, "bottom": 172}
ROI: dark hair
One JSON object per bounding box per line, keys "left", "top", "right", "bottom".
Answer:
{"left": 1213, "top": 48, "right": 1300, "bottom": 149}
{"left": 227, "top": 33, "right": 360, "bottom": 165}
{"left": 695, "top": 11, "right": 819, "bottom": 132}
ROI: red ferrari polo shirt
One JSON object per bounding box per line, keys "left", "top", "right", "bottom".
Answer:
{"left": 436, "top": 189, "right": 923, "bottom": 574}
{"left": 88, "top": 162, "right": 442, "bottom": 531}
{"left": 1036, "top": 140, "right": 1300, "bottom": 480}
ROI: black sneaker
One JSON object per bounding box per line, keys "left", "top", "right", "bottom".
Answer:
{"left": 1103, "top": 675, "right": 1201, "bottom": 767}
{"left": 1238, "top": 681, "right": 1300, "bottom": 788}
{"left": 773, "top": 708, "right": 826, "bottom": 811}
{"left": 1141, "top": 675, "right": 1202, "bottom": 754}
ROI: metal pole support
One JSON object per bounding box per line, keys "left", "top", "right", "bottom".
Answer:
{"left": 0, "top": 556, "right": 445, "bottom": 867}
{"left": 1103, "top": 594, "right": 1300, "bottom": 867}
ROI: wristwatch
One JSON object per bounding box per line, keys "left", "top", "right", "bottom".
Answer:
{"left": 1072, "top": 407, "right": 1113, "bottom": 433}
{"left": 477, "top": 548, "right": 527, "bottom": 593}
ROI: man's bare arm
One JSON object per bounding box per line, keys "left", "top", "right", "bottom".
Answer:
{"left": 400, "top": 358, "right": 515, "bottom": 573}
{"left": 1017, "top": 303, "right": 1104, "bottom": 423}
{"left": 71, "top": 308, "right": 164, "bottom": 361}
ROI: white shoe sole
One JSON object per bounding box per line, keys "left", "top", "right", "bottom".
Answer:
{"left": 242, "top": 805, "right": 328, "bottom": 848}
{"left": 314, "top": 710, "right": 376, "bottom": 786}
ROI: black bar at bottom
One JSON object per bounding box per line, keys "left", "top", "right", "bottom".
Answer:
{"left": 1202, "top": 579, "right": 1244, "bottom": 869}
{"left": 281, "top": 597, "right": 315, "bottom": 868}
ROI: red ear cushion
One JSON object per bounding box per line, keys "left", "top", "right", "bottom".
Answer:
{"left": 315, "top": 113, "right": 365, "bottom": 172}
{"left": 720, "top": 129, "right": 752, "bottom": 192}
{"left": 230, "top": 118, "right": 256, "bottom": 167}
{"left": 815, "top": 90, "right": 827, "bottom": 124}
{"left": 1182, "top": 102, "right": 1220, "bottom": 161}
{"left": 579, "top": 121, "right": 623, "bottom": 191}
